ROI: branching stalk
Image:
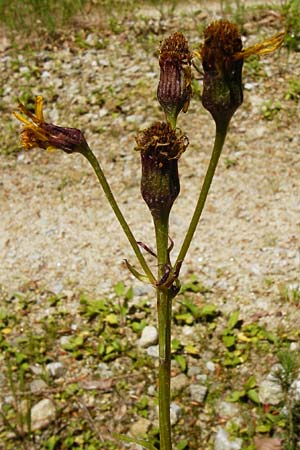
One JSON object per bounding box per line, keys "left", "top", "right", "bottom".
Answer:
{"left": 83, "top": 146, "right": 156, "bottom": 285}
{"left": 175, "top": 123, "right": 228, "bottom": 269}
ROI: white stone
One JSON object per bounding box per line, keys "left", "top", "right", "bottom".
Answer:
{"left": 46, "top": 362, "right": 66, "bottom": 378}
{"left": 146, "top": 345, "right": 159, "bottom": 358}
{"left": 214, "top": 427, "right": 242, "bottom": 450}
{"left": 259, "top": 376, "right": 283, "bottom": 405}
{"left": 171, "top": 373, "right": 189, "bottom": 392}
{"left": 290, "top": 379, "right": 300, "bottom": 403}
{"left": 170, "top": 402, "right": 182, "bottom": 425}
{"left": 217, "top": 401, "right": 240, "bottom": 418}
{"left": 206, "top": 361, "right": 215, "bottom": 372}
{"left": 189, "top": 384, "right": 208, "bottom": 403}
{"left": 31, "top": 399, "right": 56, "bottom": 431}
{"left": 30, "top": 379, "right": 48, "bottom": 394}
{"left": 138, "top": 326, "right": 158, "bottom": 348}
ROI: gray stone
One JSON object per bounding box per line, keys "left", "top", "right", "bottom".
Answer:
{"left": 146, "top": 345, "right": 159, "bottom": 358}
{"left": 187, "top": 366, "right": 201, "bottom": 377}
{"left": 259, "top": 365, "right": 284, "bottom": 405}
{"left": 60, "top": 335, "right": 72, "bottom": 347}
{"left": 189, "top": 384, "right": 208, "bottom": 403}
{"left": 30, "top": 379, "right": 48, "bottom": 394}
{"left": 31, "top": 399, "right": 56, "bottom": 431}
{"left": 206, "top": 361, "right": 216, "bottom": 372}
{"left": 130, "top": 417, "right": 151, "bottom": 437}
{"left": 138, "top": 326, "right": 158, "bottom": 348}
{"left": 30, "top": 364, "right": 43, "bottom": 376}
{"left": 196, "top": 374, "right": 208, "bottom": 383}
{"left": 182, "top": 325, "right": 194, "bottom": 336}
{"left": 46, "top": 362, "right": 66, "bottom": 378}
{"left": 290, "top": 379, "right": 300, "bottom": 403}
{"left": 290, "top": 342, "right": 300, "bottom": 351}
{"left": 170, "top": 402, "right": 182, "bottom": 425}
{"left": 214, "top": 427, "right": 242, "bottom": 450}
{"left": 171, "top": 373, "right": 189, "bottom": 392}
{"left": 217, "top": 401, "right": 240, "bottom": 418}
{"left": 97, "top": 362, "right": 113, "bottom": 378}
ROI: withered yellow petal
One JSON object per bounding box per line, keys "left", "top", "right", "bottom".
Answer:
{"left": 13, "top": 111, "right": 32, "bottom": 126}
{"left": 35, "top": 95, "right": 44, "bottom": 122}
{"left": 234, "top": 31, "right": 285, "bottom": 60}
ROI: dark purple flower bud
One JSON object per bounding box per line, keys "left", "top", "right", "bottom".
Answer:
{"left": 14, "top": 96, "right": 89, "bottom": 154}
{"left": 135, "top": 122, "right": 188, "bottom": 219}
{"left": 200, "top": 20, "right": 243, "bottom": 127}
{"left": 157, "top": 32, "right": 192, "bottom": 128}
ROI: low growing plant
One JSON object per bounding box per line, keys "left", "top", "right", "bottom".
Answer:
{"left": 13, "top": 20, "right": 284, "bottom": 450}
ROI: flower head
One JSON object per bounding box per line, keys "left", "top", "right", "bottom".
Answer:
{"left": 135, "top": 122, "right": 188, "bottom": 219}
{"left": 196, "top": 20, "right": 285, "bottom": 128}
{"left": 157, "top": 32, "right": 192, "bottom": 128}
{"left": 14, "top": 96, "right": 88, "bottom": 154}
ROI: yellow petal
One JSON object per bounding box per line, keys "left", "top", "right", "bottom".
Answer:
{"left": 234, "top": 31, "right": 285, "bottom": 60}
{"left": 13, "top": 111, "right": 32, "bottom": 126}
{"left": 35, "top": 95, "right": 44, "bottom": 121}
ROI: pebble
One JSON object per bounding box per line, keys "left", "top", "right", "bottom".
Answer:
{"left": 30, "top": 379, "right": 48, "bottom": 394}
{"left": 130, "top": 417, "right": 151, "bottom": 436}
{"left": 138, "top": 325, "right": 158, "bottom": 348}
{"left": 171, "top": 373, "right": 189, "bottom": 392}
{"left": 290, "top": 342, "right": 300, "bottom": 351}
{"left": 217, "top": 401, "right": 240, "bottom": 419}
{"left": 259, "top": 365, "right": 284, "bottom": 405}
{"left": 46, "top": 362, "right": 66, "bottom": 378}
{"left": 60, "top": 335, "right": 72, "bottom": 347}
{"left": 170, "top": 402, "right": 182, "bottom": 425}
{"left": 182, "top": 325, "right": 194, "bottom": 336}
{"left": 187, "top": 366, "right": 201, "bottom": 377}
{"left": 214, "top": 427, "right": 242, "bottom": 450}
{"left": 290, "top": 379, "right": 300, "bottom": 403}
{"left": 206, "top": 361, "right": 215, "bottom": 372}
{"left": 31, "top": 399, "right": 56, "bottom": 431}
{"left": 146, "top": 345, "right": 159, "bottom": 358}
{"left": 189, "top": 384, "right": 208, "bottom": 403}
{"left": 97, "top": 362, "right": 113, "bottom": 378}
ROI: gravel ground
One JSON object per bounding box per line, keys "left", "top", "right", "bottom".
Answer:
{"left": 0, "top": 1, "right": 300, "bottom": 448}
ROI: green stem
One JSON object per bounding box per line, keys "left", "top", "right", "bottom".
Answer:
{"left": 175, "top": 123, "right": 228, "bottom": 269}
{"left": 82, "top": 146, "right": 156, "bottom": 285}
{"left": 154, "top": 212, "right": 173, "bottom": 450}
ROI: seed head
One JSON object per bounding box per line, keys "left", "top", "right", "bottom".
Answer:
{"left": 14, "top": 96, "right": 88, "bottom": 154}
{"left": 157, "top": 32, "right": 192, "bottom": 128}
{"left": 136, "top": 122, "right": 188, "bottom": 219}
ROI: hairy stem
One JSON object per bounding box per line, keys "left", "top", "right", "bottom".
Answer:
{"left": 154, "top": 212, "right": 173, "bottom": 450}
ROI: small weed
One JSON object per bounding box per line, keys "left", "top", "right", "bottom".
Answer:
{"left": 285, "top": 78, "right": 300, "bottom": 102}
{"left": 224, "top": 157, "right": 238, "bottom": 169}
{"left": 278, "top": 282, "right": 300, "bottom": 304}
{"left": 244, "top": 56, "right": 263, "bottom": 80}
{"left": 0, "top": 0, "right": 86, "bottom": 37}
{"left": 261, "top": 100, "right": 282, "bottom": 120}
{"left": 279, "top": 0, "right": 300, "bottom": 52}
{"left": 273, "top": 350, "right": 300, "bottom": 448}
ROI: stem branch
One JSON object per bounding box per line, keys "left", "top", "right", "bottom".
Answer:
{"left": 83, "top": 147, "right": 156, "bottom": 285}
{"left": 175, "top": 123, "right": 228, "bottom": 268}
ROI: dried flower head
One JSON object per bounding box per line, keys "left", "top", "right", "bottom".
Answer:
{"left": 196, "top": 20, "right": 285, "bottom": 127}
{"left": 157, "top": 32, "right": 192, "bottom": 128}
{"left": 14, "top": 96, "right": 88, "bottom": 154}
{"left": 135, "top": 122, "right": 188, "bottom": 218}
